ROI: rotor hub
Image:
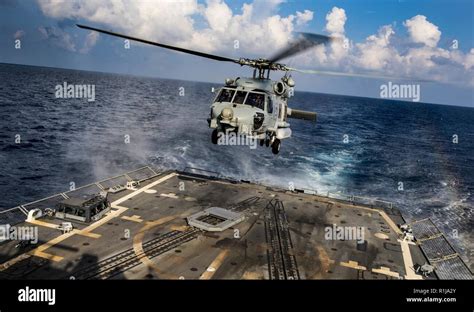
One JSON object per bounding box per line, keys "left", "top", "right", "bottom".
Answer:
{"left": 237, "top": 58, "right": 289, "bottom": 72}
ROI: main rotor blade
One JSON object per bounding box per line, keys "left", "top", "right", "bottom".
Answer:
{"left": 287, "top": 67, "right": 432, "bottom": 82}
{"left": 77, "top": 24, "right": 240, "bottom": 63}
{"left": 269, "top": 33, "right": 333, "bottom": 63}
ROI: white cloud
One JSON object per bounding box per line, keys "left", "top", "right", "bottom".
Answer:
{"left": 354, "top": 25, "right": 400, "bottom": 70}
{"left": 38, "top": 26, "right": 76, "bottom": 52}
{"left": 325, "top": 7, "right": 346, "bottom": 35}
{"left": 464, "top": 49, "right": 474, "bottom": 70}
{"left": 35, "top": 1, "right": 473, "bottom": 86}
{"left": 203, "top": 0, "right": 233, "bottom": 33}
{"left": 404, "top": 15, "right": 441, "bottom": 48}
{"left": 296, "top": 10, "right": 314, "bottom": 26}
{"left": 79, "top": 31, "right": 99, "bottom": 54}
{"left": 36, "top": 0, "right": 314, "bottom": 56}
{"left": 190, "top": 1, "right": 315, "bottom": 55}
{"left": 322, "top": 7, "right": 349, "bottom": 63}
{"left": 294, "top": 7, "right": 472, "bottom": 87}
{"left": 351, "top": 20, "right": 472, "bottom": 86}
{"left": 37, "top": 0, "right": 200, "bottom": 44}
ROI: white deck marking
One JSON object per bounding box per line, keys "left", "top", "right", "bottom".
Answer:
{"left": 111, "top": 173, "right": 177, "bottom": 207}
{"left": 159, "top": 193, "right": 179, "bottom": 199}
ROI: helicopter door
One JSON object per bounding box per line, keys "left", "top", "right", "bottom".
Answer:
{"left": 278, "top": 103, "right": 287, "bottom": 121}
{"left": 266, "top": 96, "right": 273, "bottom": 114}
{"left": 278, "top": 103, "right": 283, "bottom": 119}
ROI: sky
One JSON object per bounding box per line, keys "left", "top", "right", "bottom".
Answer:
{"left": 0, "top": 0, "right": 473, "bottom": 106}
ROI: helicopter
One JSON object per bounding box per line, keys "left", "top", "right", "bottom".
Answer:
{"left": 77, "top": 24, "right": 418, "bottom": 154}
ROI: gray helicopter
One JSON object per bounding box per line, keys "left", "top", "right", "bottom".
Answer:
{"left": 78, "top": 24, "right": 417, "bottom": 154}
{"left": 208, "top": 72, "right": 315, "bottom": 154}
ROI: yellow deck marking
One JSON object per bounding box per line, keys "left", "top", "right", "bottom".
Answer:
{"left": 31, "top": 251, "right": 64, "bottom": 262}
{"left": 121, "top": 215, "right": 143, "bottom": 223}
{"left": 242, "top": 271, "right": 264, "bottom": 280}
{"left": 417, "top": 233, "right": 443, "bottom": 242}
{"left": 340, "top": 260, "right": 366, "bottom": 271}
{"left": 132, "top": 210, "right": 196, "bottom": 279}
{"left": 28, "top": 215, "right": 101, "bottom": 238}
{"left": 312, "top": 195, "right": 402, "bottom": 236}
{"left": 0, "top": 173, "right": 177, "bottom": 267}
{"left": 214, "top": 180, "right": 401, "bottom": 236}
{"left": 170, "top": 225, "right": 189, "bottom": 232}
{"left": 378, "top": 211, "right": 402, "bottom": 235}
{"left": 143, "top": 216, "right": 176, "bottom": 227}
{"left": 78, "top": 206, "right": 127, "bottom": 236}
{"left": 35, "top": 230, "right": 76, "bottom": 251}
{"left": 372, "top": 266, "right": 400, "bottom": 278}
{"left": 316, "top": 246, "right": 335, "bottom": 273}
{"left": 76, "top": 231, "right": 101, "bottom": 238}
{"left": 27, "top": 229, "right": 79, "bottom": 262}
{"left": 26, "top": 219, "right": 60, "bottom": 229}
{"left": 132, "top": 215, "right": 186, "bottom": 279}
{"left": 77, "top": 173, "right": 177, "bottom": 236}
{"left": 0, "top": 253, "right": 31, "bottom": 271}
{"left": 199, "top": 249, "right": 229, "bottom": 280}
{"left": 340, "top": 204, "right": 401, "bottom": 235}
{"left": 398, "top": 239, "right": 424, "bottom": 280}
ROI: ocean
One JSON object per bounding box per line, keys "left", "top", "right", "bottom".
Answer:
{"left": 0, "top": 63, "right": 472, "bottom": 261}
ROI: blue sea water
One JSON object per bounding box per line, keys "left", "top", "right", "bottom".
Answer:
{"left": 0, "top": 63, "right": 473, "bottom": 261}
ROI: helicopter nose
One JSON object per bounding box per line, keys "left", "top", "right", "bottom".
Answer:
{"left": 220, "top": 107, "right": 234, "bottom": 120}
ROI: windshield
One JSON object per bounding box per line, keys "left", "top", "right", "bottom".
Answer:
{"left": 245, "top": 92, "right": 265, "bottom": 110}
{"left": 233, "top": 91, "right": 247, "bottom": 104}
{"left": 216, "top": 88, "right": 235, "bottom": 102}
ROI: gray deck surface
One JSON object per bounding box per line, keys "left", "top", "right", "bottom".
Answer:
{"left": 0, "top": 170, "right": 449, "bottom": 280}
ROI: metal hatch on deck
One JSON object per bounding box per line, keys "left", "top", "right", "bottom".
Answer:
{"left": 187, "top": 207, "right": 244, "bottom": 232}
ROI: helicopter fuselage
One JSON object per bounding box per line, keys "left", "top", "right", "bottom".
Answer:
{"left": 208, "top": 77, "right": 292, "bottom": 150}
{"left": 75, "top": 24, "right": 321, "bottom": 155}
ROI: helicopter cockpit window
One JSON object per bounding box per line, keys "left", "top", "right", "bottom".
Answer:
{"left": 233, "top": 91, "right": 247, "bottom": 104}
{"left": 245, "top": 92, "right": 265, "bottom": 110}
{"left": 216, "top": 89, "right": 235, "bottom": 103}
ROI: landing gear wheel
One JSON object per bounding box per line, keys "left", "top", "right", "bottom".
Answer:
{"left": 211, "top": 129, "right": 219, "bottom": 144}
{"left": 265, "top": 138, "right": 270, "bottom": 147}
{"left": 271, "top": 139, "right": 281, "bottom": 154}
{"left": 259, "top": 139, "right": 265, "bottom": 146}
